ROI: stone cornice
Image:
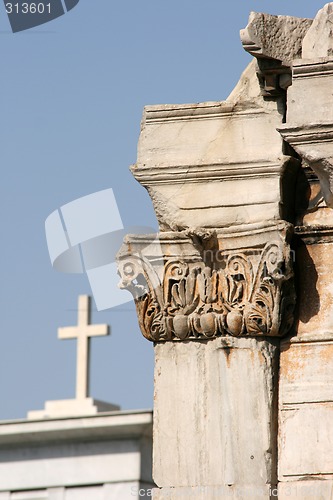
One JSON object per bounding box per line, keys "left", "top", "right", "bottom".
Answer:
{"left": 0, "top": 410, "right": 153, "bottom": 446}
{"left": 143, "top": 102, "right": 234, "bottom": 122}
{"left": 295, "top": 225, "right": 333, "bottom": 245}
{"left": 143, "top": 101, "right": 275, "bottom": 124}
{"left": 292, "top": 58, "right": 333, "bottom": 78}
{"left": 131, "top": 155, "right": 299, "bottom": 231}
{"left": 278, "top": 123, "right": 333, "bottom": 145}
{"left": 132, "top": 160, "right": 288, "bottom": 185}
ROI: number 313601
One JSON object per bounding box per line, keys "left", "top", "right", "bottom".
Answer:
{"left": 5, "top": 3, "right": 51, "bottom": 14}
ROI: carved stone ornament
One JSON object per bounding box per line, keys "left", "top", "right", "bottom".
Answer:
{"left": 117, "top": 224, "right": 295, "bottom": 342}
{"left": 240, "top": 12, "right": 312, "bottom": 96}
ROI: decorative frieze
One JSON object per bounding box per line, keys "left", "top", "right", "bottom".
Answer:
{"left": 117, "top": 224, "right": 295, "bottom": 341}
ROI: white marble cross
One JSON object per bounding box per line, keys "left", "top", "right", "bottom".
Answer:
{"left": 58, "top": 295, "right": 109, "bottom": 400}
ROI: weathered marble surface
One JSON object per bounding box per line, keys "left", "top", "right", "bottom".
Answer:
{"left": 279, "top": 341, "right": 333, "bottom": 480}
{"left": 303, "top": 2, "right": 333, "bottom": 58}
{"left": 153, "top": 337, "right": 279, "bottom": 491}
{"left": 241, "top": 11, "right": 312, "bottom": 64}
{"left": 275, "top": 4, "right": 333, "bottom": 495}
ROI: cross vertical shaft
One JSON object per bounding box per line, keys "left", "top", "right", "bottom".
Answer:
{"left": 76, "top": 295, "right": 90, "bottom": 400}
{"left": 58, "top": 295, "right": 110, "bottom": 401}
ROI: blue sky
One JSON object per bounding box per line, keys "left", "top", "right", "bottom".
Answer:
{"left": 0, "top": 0, "right": 326, "bottom": 419}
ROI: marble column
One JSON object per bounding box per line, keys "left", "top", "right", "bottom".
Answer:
{"left": 117, "top": 47, "right": 300, "bottom": 497}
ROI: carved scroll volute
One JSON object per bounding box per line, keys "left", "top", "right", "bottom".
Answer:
{"left": 117, "top": 228, "right": 296, "bottom": 342}
{"left": 244, "top": 242, "right": 295, "bottom": 337}
{"left": 118, "top": 252, "right": 168, "bottom": 342}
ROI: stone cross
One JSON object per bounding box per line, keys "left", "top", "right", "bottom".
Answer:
{"left": 58, "top": 295, "right": 109, "bottom": 400}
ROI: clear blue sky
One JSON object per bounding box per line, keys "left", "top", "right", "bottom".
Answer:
{"left": 0, "top": 0, "right": 326, "bottom": 419}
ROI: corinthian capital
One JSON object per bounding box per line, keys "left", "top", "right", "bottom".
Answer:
{"left": 117, "top": 224, "right": 295, "bottom": 342}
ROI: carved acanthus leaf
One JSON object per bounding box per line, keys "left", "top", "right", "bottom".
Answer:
{"left": 117, "top": 235, "right": 295, "bottom": 342}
